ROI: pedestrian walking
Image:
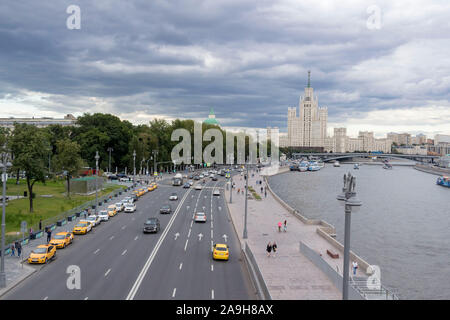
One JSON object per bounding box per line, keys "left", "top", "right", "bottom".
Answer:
{"left": 266, "top": 242, "right": 272, "bottom": 257}
{"left": 264, "top": 190, "right": 267, "bottom": 198}
{"left": 352, "top": 261, "right": 358, "bottom": 275}
{"left": 46, "top": 229, "right": 52, "bottom": 244}
{"left": 277, "top": 221, "right": 282, "bottom": 232}
{"left": 39, "top": 219, "right": 42, "bottom": 231}
{"left": 283, "top": 220, "right": 287, "bottom": 232}
{"left": 15, "top": 241, "right": 22, "bottom": 258}
{"left": 272, "top": 242, "right": 277, "bottom": 257}
{"left": 10, "top": 243, "right": 15, "bottom": 256}
{"left": 260, "top": 186, "right": 263, "bottom": 193}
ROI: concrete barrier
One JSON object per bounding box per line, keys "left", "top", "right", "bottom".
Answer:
{"left": 300, "top": 241, "right": 364, "bottom": 300}
{"left": 242, "top": 242, "right": 272, "bottom": 300}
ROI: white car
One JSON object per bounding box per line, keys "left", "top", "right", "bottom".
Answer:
{"left": 195, "top": 184, "right": 202, "bottom": 190}
{"left": 188, "top": 180, "right": 194, "bottom": 186}
{"left": 119, "top": 177, "right": 129, "bottom": 182}
{"left": 213, "top": 189, "right": 220, "bottom": 196}
{"left": 169, "top": 193, "right": 178, "bottom": 200}
{"left": 115, "top": 202, "right": 124, "bottom": 212}
{"left": 124, "top": 203, "right": 136, "bottom": 213}
{"left": 98, "top": 210, "right": 109, "bottom": 221}
{"left": 123, "top": 197, "right": 134, "bottom": 204}
{"left": 81, "top": 215, "right": 101, "bottom": 227}
{"left": 199, "top": 174, "right": 204, "bottom": 179}
{"left": 194, "top": 212, "right": 207, "bottom": 223}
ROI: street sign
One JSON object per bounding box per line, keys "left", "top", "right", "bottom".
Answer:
{"left": 20, "top": 221, "right": 27, "bottom": 233}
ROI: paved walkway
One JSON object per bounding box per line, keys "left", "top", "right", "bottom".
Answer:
{"left": 225, "top": 169, "right": 365, "bottom": 300}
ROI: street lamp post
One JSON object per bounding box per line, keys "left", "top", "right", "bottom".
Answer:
{"left": 152, "top": 150, "right": 158, "bottom": 181}
{"left": 0, "top": 147, "right": 12, "bottom": 288}
{"left": 107, "top": 147, "right": 113, "bottom": 174}
{"left": 95, "top": 151, "right": 100, "bottom": 215}
{"left": 243, "top": 158, "right": 249, "bottom": 239}
{"left": 133, "top": 150, "right": 136, "bottom": 188}
{"left": 336, "top": 172, "right": 362, "bottom": 300}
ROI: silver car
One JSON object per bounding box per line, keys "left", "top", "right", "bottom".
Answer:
{"left": 194, "top": 212, "right": 207, "bottom": 223}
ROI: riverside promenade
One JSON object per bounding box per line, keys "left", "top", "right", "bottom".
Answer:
{"left": 225, "top": 167, "right": 368, "bottom": 300}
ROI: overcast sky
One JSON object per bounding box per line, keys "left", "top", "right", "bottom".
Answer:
{"left": 0, "top": 0, "right": 449, "bottom": 138}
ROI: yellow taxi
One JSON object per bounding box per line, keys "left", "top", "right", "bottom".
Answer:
{"left": 28, "top": 244, "right": 56, "bottom": 264}
{"left": 72, "top": 221, "right": 92, "bottom": 235}
{"left": 212, "top": 243, "right": 229, "bottom": 261}
{"left": 49, "top": 231, "right": 74, "bottom": 249}
{"left": 138, "top": 188, "right": 146, "bottom": 197}
{"left": 147, "top": 184, "right": 156, "bottom": 192}
{"left": 107, "top": 205, "right": 117, "bottom": 217}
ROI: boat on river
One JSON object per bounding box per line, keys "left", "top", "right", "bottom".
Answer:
{"left": 308, "top": 161, "right": 321, "bottom": 171}
{"left": 436, "top": 176, "right": 450, "bottom": 187}
{"left": 354, "top": 163, "right": 360, "bottom": 170}
{"left": 333, "top": 161, "right": 340, "bottom": 167}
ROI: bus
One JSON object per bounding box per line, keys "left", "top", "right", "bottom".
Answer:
{"left": 172, "top": 173, "right": 183, "bottom": 186}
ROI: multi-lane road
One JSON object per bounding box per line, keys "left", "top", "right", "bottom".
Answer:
{"left": 4, "top": 174, "right": 256, "bottom": 300}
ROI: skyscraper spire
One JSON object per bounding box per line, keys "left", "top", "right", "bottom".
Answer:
{"left": 307, "top": 70, "right": 311, "bottom": 88}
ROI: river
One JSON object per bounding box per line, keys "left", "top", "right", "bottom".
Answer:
{"left": 268, "top": 164, "right": 450, "bottom": 300}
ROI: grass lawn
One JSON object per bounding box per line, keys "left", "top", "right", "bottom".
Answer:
{"left": 1, "top": 178, "right": 125, "bottom": 244}
{"left": 248, "top": 186, "right": 262, "bottom": 200}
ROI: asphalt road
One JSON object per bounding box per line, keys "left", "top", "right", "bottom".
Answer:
{"left": 3, "top": 172, "right": 256, "bottom": 300}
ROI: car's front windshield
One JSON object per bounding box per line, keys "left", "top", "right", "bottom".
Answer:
{"left": 32, "top": 248, "right": 47, "bottom": 254}
{"left": 53, "top": 235, "right": 65, "bottom": 239}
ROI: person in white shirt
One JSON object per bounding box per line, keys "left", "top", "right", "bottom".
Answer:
{"left": 352, "top": 261, "right": 358, "bottom": 275}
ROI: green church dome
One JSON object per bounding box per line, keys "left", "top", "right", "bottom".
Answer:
{"left": 203, "top": 108, "right": 219, "bottom": 125}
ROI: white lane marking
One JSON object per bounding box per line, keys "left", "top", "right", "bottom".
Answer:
{"left": 172, "top": 288, "right": 177, "bottom": 298}
{"left": 109, "top": 236, "right": 114, "bottom": 240}
{"left": 105, "top": 269, "right": 111, "bottom": 277}
{"left": 84, "top": 297, "right": 89, "bottom": 300}
{"left": 211, "top": 229, "right": 213, "bottom": 238}
{"left": 190, "top": 221, "right": 193, "bottom": 228}
{"left": 184, "top": 239, "right": 189, "bottom": 251}
{"left": 121, "top": 225, "right": 126, "bottom": 230}
{"left": 43, "top": 296, "right": 48, "bottom": 300}
{"left": 211, "top": 221, "right": 213, "bottom": 229}
{"left": 122, "top": 249, "right": 127, "bottom": 256}
{"left": 187, "top": 228, "right": 191, "bottom": 238}
{"left": 134, "top": 236, "right": 139, "bottom": 241}
{"left": 93, "top": 249, "right": 100, "bottom": 254}
{"left": 211, "top": 240, "right": 214, "bottom": 252}
{"left": 211, "top": 264, "right": 213, "bottom": 272}
{"left": 179, "top": 263, "right": 183, "bottom": 270}
{"left": 211, "top": 289, "right": 214, "bottom": 299}
{"left": 126, "top": 189, "right": 192, "bottom": 300}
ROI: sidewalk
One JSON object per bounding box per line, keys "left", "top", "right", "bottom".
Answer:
{"left": 225, "top": 169, "right": 366, "bottom": 300}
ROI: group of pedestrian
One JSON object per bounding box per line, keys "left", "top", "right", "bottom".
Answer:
{"left": 277, "top": 220, "right": 287, "bottom": 232}
{"left": 10, "top": 241, "right": 22, "bottom": 258}
{"left": 266, "top": 241, "right": 278, "bottom": 257}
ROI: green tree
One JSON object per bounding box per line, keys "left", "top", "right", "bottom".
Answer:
{"left": 9, "top": 124, "right": 48, "bottom": 212}
{"left": 53, "top": 139, "right": 84, "bottom": 197}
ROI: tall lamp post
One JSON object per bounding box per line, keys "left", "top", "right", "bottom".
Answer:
{"left": 336, "top": 172, "right": 362, "bottom": 300}
{"left": 95, "top": 151, "right": 100, "bottom": 215}
{"left": 243, "top": 157, "right": 249, "bottom": 239}
{"left": 0, "top": 147, "right": 12, "bottom": 288}
{"left": 107, "top": 147, "right": 113, "bottom": 174}
{"left": 133, "top": 150, "right": 136, "bottom": 188}
{"left": 152, "top": 150, "right": 158, "bottom": 181}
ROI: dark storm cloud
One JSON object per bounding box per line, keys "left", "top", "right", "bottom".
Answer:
{"left": 1, "top": 0, "right": 449, "bottom": 132}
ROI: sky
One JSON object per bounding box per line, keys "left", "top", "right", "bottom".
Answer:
{"left": 0, "top": 0, "right": 449, "bottom": 138}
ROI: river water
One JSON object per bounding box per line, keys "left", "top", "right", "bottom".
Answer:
{"left": 268, "top": 164, "right": 450, "bottom": 300}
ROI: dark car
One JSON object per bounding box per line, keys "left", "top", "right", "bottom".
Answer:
{"left": 108, "top": 175, "right": 119, "bottom": 180}
{"left": 183, "top": 182, "right": 190, "bottom": 188}
{"left": 160, "top": 204, "right": 172, "bottom": 214}
{"left": 193, "top": 175, "right": 200, "bottom": 180}
{"left": 132, "top": 194, "right": 139, "bottom": 202}
{"left": 212, "top": 176, "right": 218, "bottom": 181}
{"left": 143, "top": 217, "right": 160, "bottom": 233}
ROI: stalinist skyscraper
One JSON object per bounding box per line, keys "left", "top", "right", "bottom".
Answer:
{"left": 287, "top": 71, "right": 328, "bottom": 148}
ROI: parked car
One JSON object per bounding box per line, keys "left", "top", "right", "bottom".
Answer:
{"left": 82, "top": 215, "right": 101, "bottom": 227}
{"left": 72, "top": 222, "right": 92, "bottom": 235}
{"left": 49, "top": 232, "right": 73, "bottom": 249}
{"left": 124, "top": 203, "right": 137, "bottom": 213}
{"left": 98, "top": 210, "right": 110, "bottom": 221}
{"left": 143, "top": 217, "right": 160, "bottom": 233}
{"left": 115, "top": 202, "right": 124, "bottom": 212}
{"left": 160, "top": 204, "right": 172, "bottom": 214}
{"left": 27, "top": 244, "right": 57, "bottom": 264}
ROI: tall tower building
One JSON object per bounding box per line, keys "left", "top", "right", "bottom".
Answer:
{"left": 287, "top": 71, "right": 328, "bottom": 148}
